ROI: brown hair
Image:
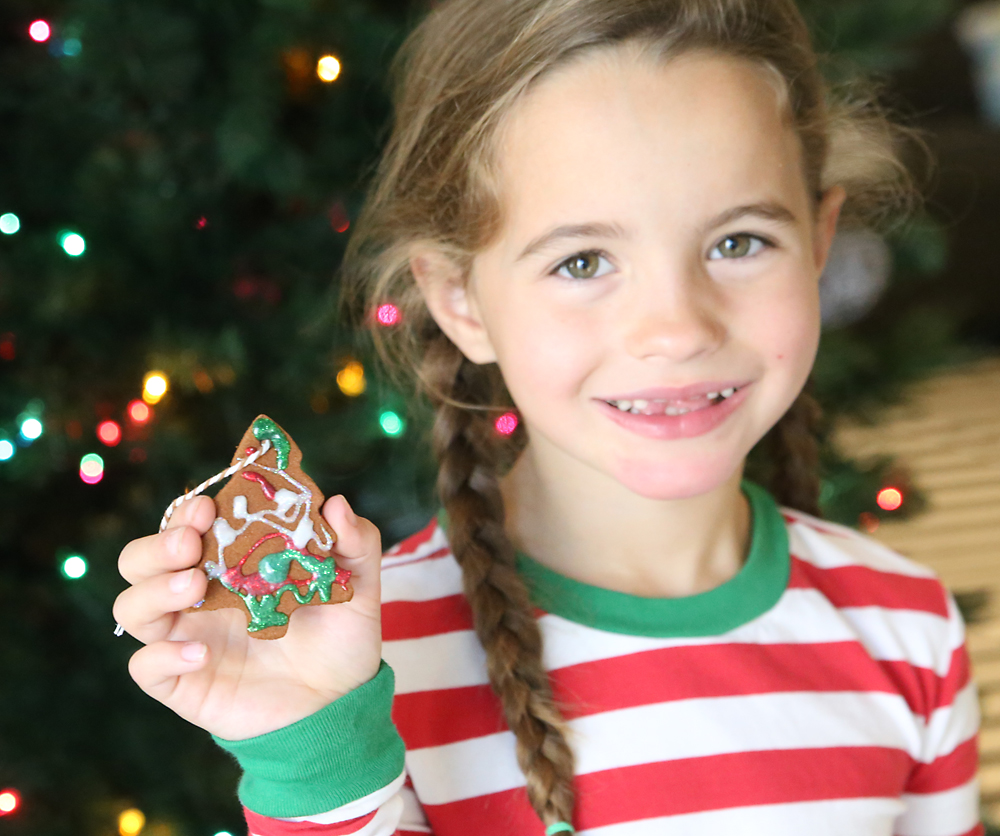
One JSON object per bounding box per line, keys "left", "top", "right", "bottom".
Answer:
{"left": 340, "top": 0, "right": 925, "bottom": 827}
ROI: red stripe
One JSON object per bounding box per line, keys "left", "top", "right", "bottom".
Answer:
{"left": 382, "top": 594, "right": 474, "bottom": 641}
{"left": 877, "top": 644, "right": 970, "bottom": 721}
{"left": 906, "top": 737, "right": 979, "bottom": 794}
{"left": 244, "top": 809, "right": 376, "bottom": 836}
{"left": 384, "top": 518, "right": 438, "bottom": 558}
{"left": 394, "top": 640, "right": 958, "bottom": 749}
{"left": 788, "top": 557, "right": 949, "bottom": 617}
{"left": 424, "top": 746, "right": 913, "bottom": 833}
{"left": 957, "top": 826, "right": 985, "bottom": 836}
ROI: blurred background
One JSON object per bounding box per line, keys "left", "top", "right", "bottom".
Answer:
{"left": 0, "top": 0, "right": 998, "bottom": 834}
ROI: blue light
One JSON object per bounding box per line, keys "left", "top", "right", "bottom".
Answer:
{"left": 63, "top": 38, "right": 81, "bottom": 56}
{"left": 0, "top": 213, "right": 20, "bottom": 235}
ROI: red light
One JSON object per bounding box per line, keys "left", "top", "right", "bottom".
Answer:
{"left": 495, "top": 412, "right": 519, "bottom": 436}
{"left": 857, "top": 511, "right": 880, "bottom": 533}
{"left": 97, "top": 420, "right": 122, "bottom": 446}
{"left": 0, "top": 788, "right": 21, "bottom": 815}
{"left": 0, "top": 332, "right": 14, "bottom": 361}
{"left": 128, "top": 400, "right": 151, "bottom": 425}
{"left": 376, "top": 304, "right": 401, "bottom": 326}
{"left": 876, "top": 487, "right": 903, "bottom": 512}
{"left": 195, "top": 216, "right": 208, "bottom": 229}
{"left": 329, "top": 202, "right": 350, "bottom": 233}
{"left": 28, "top": 20, "right": 50, "bottom": 42}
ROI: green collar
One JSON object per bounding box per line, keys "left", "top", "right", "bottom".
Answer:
{"left": 438, "top": 480, "right": 789, "bottom": 638}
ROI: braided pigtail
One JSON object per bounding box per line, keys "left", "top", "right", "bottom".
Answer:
{"left": 422, "top": 336, "right": 577, "bottom": 829}
{"left": 761, "top": 387, "right": 825, "bottom": 517}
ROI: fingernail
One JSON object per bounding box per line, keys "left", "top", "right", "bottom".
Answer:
{"left": 165, "top": 526, "right": 184, "bottom": 557}
{"left": 169, "top": 568, "right": 194, "bottom": 593}
{"left": 181, "top": 642, "right": 206, "bottom": 662}
{"left": 342, "top": 497, "right": 357, "bottom": 525}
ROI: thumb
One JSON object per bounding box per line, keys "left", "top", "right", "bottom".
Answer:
{"left": 322, "top": 495, "right": 382, "bottom": 605}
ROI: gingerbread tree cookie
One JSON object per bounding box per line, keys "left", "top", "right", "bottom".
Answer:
{"left": 186, "top": 415, "right": 352, "bottom": 639}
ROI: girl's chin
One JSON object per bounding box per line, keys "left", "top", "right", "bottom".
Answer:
{"left": 612, "top": 455, "right": 742, "bottom": 501}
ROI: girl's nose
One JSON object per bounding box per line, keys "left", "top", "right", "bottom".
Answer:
{"left": 622, "top": 274, "right": 726, "bottom": 363}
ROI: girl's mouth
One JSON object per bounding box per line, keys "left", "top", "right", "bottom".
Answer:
{"left": 597, "top": 384, "right": 752, "bottom": 440}
{"left": 604, "top": 386, "right": 743, "bottom": 416}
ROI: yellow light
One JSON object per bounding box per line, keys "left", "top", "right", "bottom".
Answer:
{"left": 317, "top": 55, "right": 341, "bottom": 82}
{"left": 142, "top": 372, "right": 168, "bottom": 405}
{"left": 336, "top": 361, "right": 366, "bottom": 397}
{"left": 119, "top": 808, "right": 146, "bottom": 836}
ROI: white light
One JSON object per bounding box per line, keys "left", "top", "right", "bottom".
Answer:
{"left": 62, "top": 555, "right": 88, "bottom": 579}
{"left": 20, "top": 417, "right": 43, "bottom": 440}
{"left": 60, "top": 232, "right": 86, "bottom": 256}
{"left": 0, "top": 213, "right": 20, "bottom": 234}
{"left": 0, "top": 440, "right": 13, "bottom": 461}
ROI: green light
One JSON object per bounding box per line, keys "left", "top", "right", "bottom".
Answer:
{"left": 62, "top": 38, "right": 81, "bottom": 56}
{"left": 0, "top": 439, "right": 14, "bottom": 461}
{"left": 59, "top": 231, "right": 86, "bottom": 256}
{"left": 18, "top": 415, "right": 42, "bottom": 441}
{"left": 61, "top": 555, "right": 88, "bottom": 580}
{"left": 0, "top": 213, "right": 20, "bottom": 235}
{"left": 379, "top": 410, "right": 405, "bottom": 436}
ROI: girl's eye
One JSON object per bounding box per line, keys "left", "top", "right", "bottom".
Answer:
{"left": 709, "top": 233, "right": 774, "bottom": 260}
{"left": 554, "top": 251, "right": 614, "bottom": 280}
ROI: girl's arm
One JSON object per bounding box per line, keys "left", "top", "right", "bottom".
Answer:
{"left": 214, "top": 665, "right": 430, "bottom": 836}
{"left": 894, "top": 594, "right": 983, "bottom": 836}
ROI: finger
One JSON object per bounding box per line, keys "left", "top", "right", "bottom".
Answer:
{"left": 128, "top": 640, "right": 209, "bottom": 703}
{"left": 322, "top": 495, "right": 382, "bottom": 602}
{"left": 118, "top": 496, "right": 215, "bottom": 585}
{"left": 113, "top": 567, "right": 209, "bottom": 644}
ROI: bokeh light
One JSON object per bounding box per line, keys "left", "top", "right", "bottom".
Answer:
{"left": 336, "top": 361, "right": 366, "bottom": 397}
{"left": 0, "top": 788, "right": 20, "bottom": 815}
{"left": 379, "top": 410, "right": 405, "bottom": 437}
{"left": 98, "top": 419, "right": 122, "bottom": 446}
{"left": 316, "top": 55, "right": 341, "bottom": 82}
{"left": 59, "top": 231, "right": 86, "bottom": 256}
{"left": 495, "top": 412, "right": 519, "bottom": 436}
{"left": 61, "top": 555, "right": 88, "bottom": 580}
{"left": 80, "top": 453, "right": 105, "bottom": 485}
{"left": 19, "top": 416, "right": 43, "bottom": 442}
{"left": 118, "top": 808, "right": 146, "bottom": 836}
{"left": 28, "top": 20, "right": 50, "bottom": 42}
{"left": 62, "top": 38, "right": 81, "bottom": 56}
{"left": 876, "top": 487, "right": 903, "bottom": 512}
{"left": 376, "top": 303, "right": 401, "bottom": 326}
{"left": 143, "top": 372, "right": 168, "bottom": 405}
{"left": 128, "top": 399, "right": 152, "bottom": 424}
{"left": 0, "top": 213, "right": 20, "bottom": 234}
{"left": 0, "top": 439, "right": 14, "bottom": 461}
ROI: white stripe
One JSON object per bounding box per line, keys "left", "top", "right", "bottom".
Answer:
{"left": 407, "top": 690, "right": 923, "bottom": 804}
{"left": 788, "top": 521, "right": 937, "bottom": 578}
{"left": 385, "top": 588, "right": 956, "bottom": 695}
{"left": 581, "top": 796, "right": 905, "bottom": 836}
{"left": 894, "top": 781, "right": 981, "bottom": 836}
{"left": 280, "top": 772, "right": 406, "bottom": 823}
{"left": 399, "top": 785, "right": 431, "bottom": 831}
{"left": 348, "top": 796, "right": 403, "bottom": 836}
{"left": 381, "top": 550, "right": 465, "bottom": 603}
{"left": 921, "top": 682, "right": 980, "bottom": 764}
{"left": 383, "top": 524, "right": 449, "bottom": 563}
{"left": 836, "top": 606, "right": 955, "bottom": 675}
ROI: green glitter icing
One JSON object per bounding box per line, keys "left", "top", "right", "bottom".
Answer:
{"left": 252, "top": 417, "right": 291, "bottom": 469}
{"left": 213, "top": 549, "right": 342, "bottom": 633}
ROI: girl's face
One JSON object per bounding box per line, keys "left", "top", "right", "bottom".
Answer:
{"left": 420, "top": 47, "right": 845, "bottom": 501}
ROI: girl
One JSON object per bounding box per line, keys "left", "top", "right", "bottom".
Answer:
{"left": 113, "top": 0, "right": 982, "bottom": 833}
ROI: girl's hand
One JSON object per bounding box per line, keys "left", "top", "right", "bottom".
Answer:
{"left": 112, "top": 493, "right": 383, "bottom": 740}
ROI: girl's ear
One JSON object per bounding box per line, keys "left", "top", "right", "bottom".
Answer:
{"left": 813, "top": 185, "right": 847, "bottom": 273}
{"left": 409, "top": 247, "right": 498, "bottom": 364}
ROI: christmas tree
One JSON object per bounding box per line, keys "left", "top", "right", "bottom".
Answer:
{"left": 0, "top": 1, "right": 984, "bottom": 834}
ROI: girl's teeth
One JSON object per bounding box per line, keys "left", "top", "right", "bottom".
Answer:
{"left": 617, "top": 400, "right": 632, "bottom": 412}
{"left": 721, "top": 387, "right": 736, "bottom": 398}
{"left": 632, "top": 399, "right": 648, "bottom": 410}
{"left": 609, "top": 386, "right": 741, "bottom": 414}
{"left": 706, "top": 392, "right": 719, "bottom": 399}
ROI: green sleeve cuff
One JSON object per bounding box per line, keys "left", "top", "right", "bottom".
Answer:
{"left": 212, "top": 660, "right": 406, "bottom": 818}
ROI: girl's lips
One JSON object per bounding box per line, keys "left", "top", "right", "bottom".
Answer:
{"left": 596, "top": 383, "right": 752, "bottom": 440}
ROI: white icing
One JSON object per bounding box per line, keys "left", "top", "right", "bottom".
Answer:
{"left": 213, "top": 517, "right": 238, "bottom": 548}
{"left": 213, "top": 461, "right": 334, "bottom": 569}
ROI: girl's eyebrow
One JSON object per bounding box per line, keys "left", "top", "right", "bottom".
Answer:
{"left": 515, "top": 201, "right": 798, "bottom": 262}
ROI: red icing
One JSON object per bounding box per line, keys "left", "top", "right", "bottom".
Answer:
{"left": 241, "top": 470, "right": 277, "bottom": 500}
{"left": 245, "top": 446, "right": 257, "bottom": 455}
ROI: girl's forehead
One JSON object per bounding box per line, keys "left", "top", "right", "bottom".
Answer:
{"left": 492, "top": 48, "right": 806, "bottom": 243}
